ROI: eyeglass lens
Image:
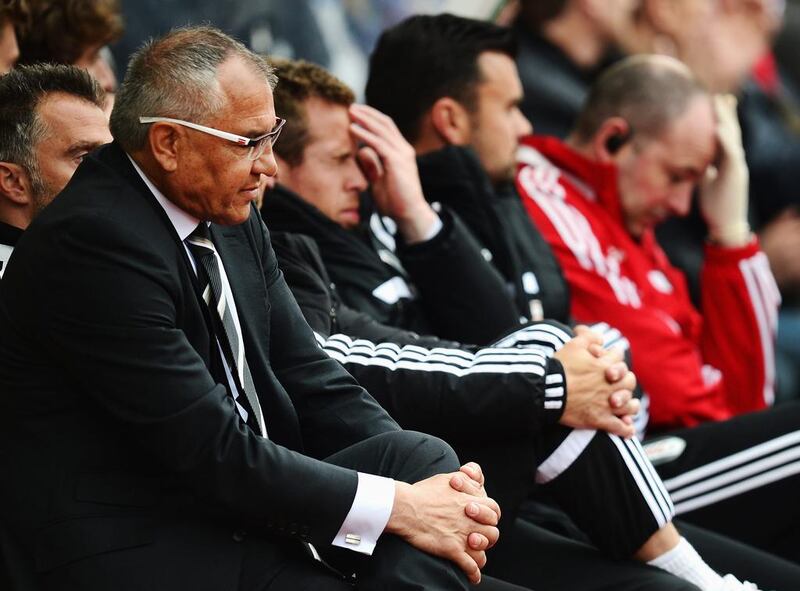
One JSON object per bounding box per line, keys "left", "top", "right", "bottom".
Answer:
{"left": 248, "top": 120, "right": 284, "bottom": 161}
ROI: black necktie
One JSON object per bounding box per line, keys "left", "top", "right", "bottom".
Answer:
{"left": 186, "top": 223, "right": 267, "bottom": 437}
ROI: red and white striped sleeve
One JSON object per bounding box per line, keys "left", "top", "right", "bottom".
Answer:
{"left": 700, "top": 240, "right": 781, "bottom": 414}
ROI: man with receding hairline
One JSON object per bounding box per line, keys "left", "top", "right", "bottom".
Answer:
{"left": 519, "top": 53, "right": 800, "bottom": 571}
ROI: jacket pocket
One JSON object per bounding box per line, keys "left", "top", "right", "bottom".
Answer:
{"left": 74, "top": 472, "right": 160, "bottom": 507}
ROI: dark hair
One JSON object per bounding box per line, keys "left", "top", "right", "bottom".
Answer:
{"left": 0, "top": 0, "right": 28, "bottom": 26}
{"left": 15, "top": 0, "right": 123, "bottom": 65}
{"left": 572, "top": 55, "right": 707, "bottom": 144}
{"left": 517, "top": 0, "right": 568, "bottom": 30}
{"left": 365, "top": 13, "right": 516, "bottom": 143}
{"left": 270, "top": 58, "right": 355, "bottom": 166}
{"left": 0, "top": 63, "right": 104, "bottom": 174}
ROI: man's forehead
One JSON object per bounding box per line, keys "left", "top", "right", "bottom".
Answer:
{"left": 476, "top": 51, "right": 523, "bottom": 97}
{"left": 660, "top": 96, "right": 717, "bottom": 166}
{"left": 215, "top": 56, "right": 276, "bottom": 123}
{"left": 37, "top": 93, "right": 105, "bottom": 132}
{"left": 303, "top": 97, "right": 353, "bottom": 147}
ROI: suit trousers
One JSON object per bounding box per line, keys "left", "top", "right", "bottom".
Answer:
{"left": 239, "top": 430, "right": 529, "bottom": 591}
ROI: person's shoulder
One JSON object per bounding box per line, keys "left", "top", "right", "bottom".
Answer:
{"left": 20, "top": 145, "right": 177, "bottom": 268}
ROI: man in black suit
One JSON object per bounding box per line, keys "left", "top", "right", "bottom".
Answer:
{"left": 0, "top": 26, "right": 512, "bottom": 590}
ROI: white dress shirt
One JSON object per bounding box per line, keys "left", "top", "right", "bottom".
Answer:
{"left": 129, "top": 156, "right": 394, "bottom": 554}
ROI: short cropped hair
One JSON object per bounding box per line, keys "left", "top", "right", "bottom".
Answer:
{"left": 270, "top": 58, "right": 355, "bottom": 167}
{"left": 15, "top": 0, "right": 123, "bottom": 65}
{"left": 110, "top": 26, "right": 276, "bottom": 153}
{"left": 572, "top": 55, "right": 707, "bottom": 144}
{"left": 366, "top": 13, "right": 516, "bottom": 143}
{"left": 0, "top": 63, "right": 104, "bottom": 177}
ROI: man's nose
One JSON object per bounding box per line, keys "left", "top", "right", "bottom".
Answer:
{"left": 670, "top": 185, "right": 694, "bottom": 217}
{"left": 347, "top": 160, "right": 369, "bottom": 193}
{"left": 514, "top": 108, "right": 533, "bottom": 138}
{"left": 253, "top": 149, "right": 278, "bottom": 178}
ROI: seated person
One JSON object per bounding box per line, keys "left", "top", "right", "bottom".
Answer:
{"left": 519, "top": 55, "right": 775, "bottom": 429}
{"left": 518, "top": 54, "right": 800, "bottom": 561}
{"left": 0, "top": 63, "right": 110, "bottom": 273}
{"left": 260, "top": 58, "right": 523, "bottom": 346}
{"left": 366, "top": 14, "right": 572, "bottom": 327}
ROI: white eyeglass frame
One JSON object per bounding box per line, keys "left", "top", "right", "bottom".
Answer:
{"left": 138, "top": 116, "right": 286, "bottom": 161}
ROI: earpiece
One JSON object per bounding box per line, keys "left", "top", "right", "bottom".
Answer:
{"left": 606, "top": 130, "right": 631, "bottom": 154}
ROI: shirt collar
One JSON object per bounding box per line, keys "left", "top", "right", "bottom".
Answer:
{"left": 0, "top": 219, "right": 24, "bottom": 247}
{"left": 127, "top": 154, "right": 200, "bottom": 241}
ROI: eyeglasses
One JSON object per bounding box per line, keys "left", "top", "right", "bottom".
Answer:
{"left": 138, "top": 116, "right": 286, "bottom": 161}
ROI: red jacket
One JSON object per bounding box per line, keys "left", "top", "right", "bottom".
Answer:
{"left": 517, "top": 135, "right": 780, "bottom": 430}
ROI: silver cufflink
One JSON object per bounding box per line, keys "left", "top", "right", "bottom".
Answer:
{"left": 345, "top": 533, "right": 361, "bottom": 546}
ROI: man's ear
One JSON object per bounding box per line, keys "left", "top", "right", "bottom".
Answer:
{"left": 0, "top": 162, "right": 33, "bottom": 206}
{"left": 592, "top": 117, "right": 633, "bottom": 163}
{"left": 429, "top": 96, "right": 472, "bottom": 145}
{"left": 147, "top": 123, "right": 181, "bottom": 173}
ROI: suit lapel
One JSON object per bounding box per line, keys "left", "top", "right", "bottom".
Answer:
{"left": 211, "top": 220, "right": 302, "bottom": 449}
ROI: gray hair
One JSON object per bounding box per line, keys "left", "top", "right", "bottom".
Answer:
{"left": 0, "top": 63, "right": 104, "bottom": 184}
{"left": 572, "top": 55, "right": 708, "bottom": 145}
{"left": 110, "top": 26, "right": 277, "bottom": 152}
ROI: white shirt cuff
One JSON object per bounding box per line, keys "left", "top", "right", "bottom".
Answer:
{"left": 420, "top": 213, "right": 444, "bottom": 242}
{"left": 331, "top": 472, "right": 395, "bottom": 555}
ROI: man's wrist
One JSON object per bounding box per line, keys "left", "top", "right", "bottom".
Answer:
{"left": 385, "top": 480, "right": 414, "bottom": 535}
{"left": 707, "top": 220, "right": 751, "bottom": 248}
{"left": 396, "top": 205, "right": 442, "bottom": 244}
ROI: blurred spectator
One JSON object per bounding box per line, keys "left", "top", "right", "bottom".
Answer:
{"left": 112, "top": 0, "right": 336, "bottom": 88}
{"left": 0, "top": 0, "right": 26, "bottom": 73}
{"left": 15, "top": 0, "right": 122, "bottom": 113}
{"left": 622, "top": 0, "right": 775, "bottom": 94}
{"left": 513, "top": 0, "right": 634, "bottom": 138}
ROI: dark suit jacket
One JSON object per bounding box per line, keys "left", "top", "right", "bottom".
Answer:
{"left": 0, "top": 143, "right": 399, "bottom": 589}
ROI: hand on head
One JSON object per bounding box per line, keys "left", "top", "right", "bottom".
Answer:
{"left": 349, "top": 103, "right": 440, "bottom": 243}
{"left": 699, "top": 94, "right": 751, "bottom": 247}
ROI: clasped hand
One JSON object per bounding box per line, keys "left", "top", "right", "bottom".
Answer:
{"left": 388, "top": 462, "right": 500, "bottom": 584}
{"left": 556, "top": 325, "right": 640, "bottom": 438}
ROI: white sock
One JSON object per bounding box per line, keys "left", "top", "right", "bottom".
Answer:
{"left": 648, "top": 537, "right": 723, "bottom": 591}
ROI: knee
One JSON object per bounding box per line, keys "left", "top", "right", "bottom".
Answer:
{"left": 381, "top": 430, "right": 460, "bottom": 482}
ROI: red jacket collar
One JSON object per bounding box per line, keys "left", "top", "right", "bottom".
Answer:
{"left": 520, "top": 135, "right": 628, "bottom": 227}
